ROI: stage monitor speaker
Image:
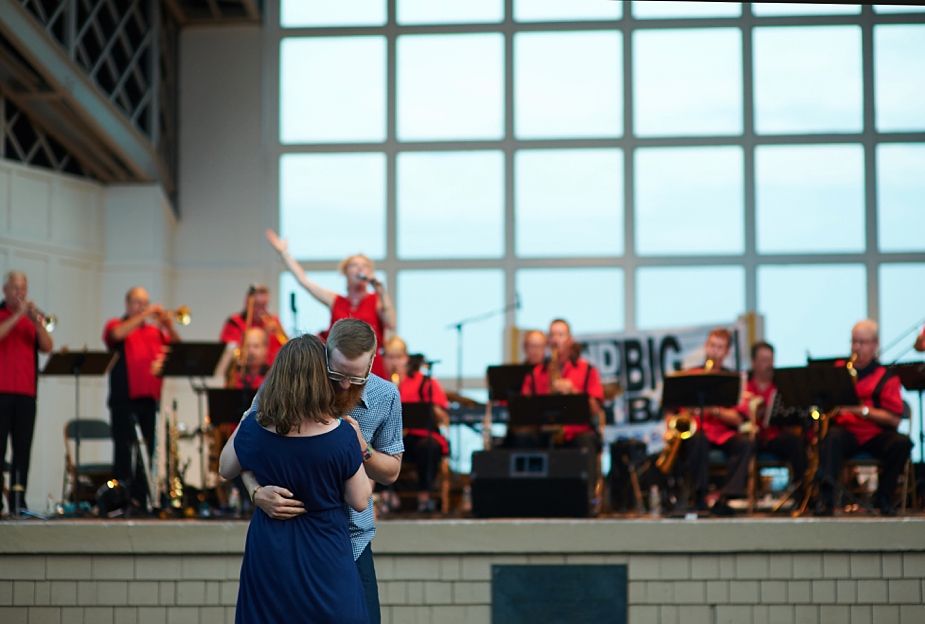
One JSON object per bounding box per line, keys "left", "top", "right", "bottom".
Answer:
{"left": 470, "top": 449, "right": 595, "bottom": 518}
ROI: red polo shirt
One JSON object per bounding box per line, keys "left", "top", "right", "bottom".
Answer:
{"left": 399, "top": 372, "right": 449, "bottom": 455}
{"left": 234, "top": 366, "right": 268, "bottom": 391}
{"left": 736, "top": 378, "right": 779, "bottom": 443}
{"left": 104, "top": 318, "right": 170, "bottom": 402}
{"left": 521, "top": 358, "right": 604, "bottom": 442}
{"left": 220, "top": 313, "right": 284, "bottom": 366}
{"left": 0, "top": 302, "right": 38, "bottom": 397}
{"left": 833, "top": 360, "right": 904, "bottom": 446}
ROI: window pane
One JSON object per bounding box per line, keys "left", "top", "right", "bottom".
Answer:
{"left": 514, "top": 0, "right": 621, "bottom": 22}
{"left": 758, "top": 265, "right": 866, "bottom": 367}
{"left": 279, "top": 270, "right": 386, "bottom": 338}
{"left": 753, "top": 27, "right": 862, "bottom": 135}
{"left": 397, "top": 270, "right": 505, "bottom": 379}
{"left": 637, "top": 266, "right": 745, "bottom": 330}
{"left": 515, "top": 32, "right": 623, "bottom": 139}
{"left": 875, "top": 5, "right": 925, "bottom": 13}
{"left": 875, "top": 25, "right": 925, "bottom": 132}
{"left": 752, "top": 3, "right": 860, "bottom": 16}
{"left": 880, "top": 263, "right": 925, "bottom": 453}
{"left": 398, "top": 0, "right": 503, "bottom": 24}
{"left": 878, "top": 144, "right": 925, "bottom": 252}
{"left": 633, "top": 29, "right": 742, "bottom": 137}
{"left": 516, "top": 268, "right": 625, "bottom": 334}
{"left": 280, "top": 38, "right": 385, "bottom": 144}
{"left": 280, "top": 154, "right": 385, "bottom": 260}
{"left": 633, "top": 1, "right": 741, "bottom": 19}
{"left": 755, "top": 145, "right": 865, "bottom": 254}
{"left": 636, "top": 147, "right": 744, "bottom": 256}
{"left": 280, "top": 0, "right": 386, "bottom": 27}
{"left": 397, "top": 34, "right": 504, "bottom": 141}
{"left": 515, "top": 149, "right": 623, "bottom": 257}
{"left": 398, "top": 151, "right": 504, "bottom": 258}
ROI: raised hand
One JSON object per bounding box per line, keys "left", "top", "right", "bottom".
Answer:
{"left": 265, "top": 229, "right": 289, "bottom": 254}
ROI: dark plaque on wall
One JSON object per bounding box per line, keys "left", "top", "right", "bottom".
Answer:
{"left": 492, "top": 564, "right": 627, "bottom": 623}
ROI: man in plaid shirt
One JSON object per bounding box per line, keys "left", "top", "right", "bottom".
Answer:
{"left": 241, "top": 319, "right": 403, "bottom": 624}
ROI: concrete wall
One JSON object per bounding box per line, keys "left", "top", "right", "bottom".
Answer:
{"left": 1, "top": 519, "right": 925, "bottom": 624}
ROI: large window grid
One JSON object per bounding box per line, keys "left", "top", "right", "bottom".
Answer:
{"left": 269, "top": 2, "right": 925, "bottom": 389}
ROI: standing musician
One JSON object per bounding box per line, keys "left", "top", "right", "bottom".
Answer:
{"left": 220, "top": 284, "right": 286, "bottom": 368}
{"left": 815, "top": 319, "right": 912, "bottom": 516}
{"left": 737, "top": 341, "right": 807, "bottom": 498}
{"left": 103, "top": 287, "right": 181, "bottom": 510}
{"left": 682, "top": 328, "right": 755, "bottom": 516}
{"left": 522, "top": 329, "right": 547, "bottom": 367}
{"left": 227, "top": 328, "right": 270, "bottom": 391}
{"left": 266, "top": 229, "right": 396, "bottom": 379}
{"left": 520, "top": 319, "right": 604, "bottom": 451}
{"left": 0, "top": 271, "right": 53, "bottom": 515}
{"left": 383, "top": 336, "right": 449, "bottom": 513}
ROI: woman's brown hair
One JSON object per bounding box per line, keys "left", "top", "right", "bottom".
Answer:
{"left": 257, "top": 334, "right": 336, "bottom": 435}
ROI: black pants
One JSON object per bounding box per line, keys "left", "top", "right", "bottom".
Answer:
{"left": 356, "top": 543, "right": 380, "bottom": 624}
{"left": 109, "top": 398, "right": 157, "bottom": 504}
{"left": 0, "top": 394, "right": 37, "bottom": 512}
{"left": 760, "top": 432, "right": 808, "bottom": 488}
{"left": 688, "top": 432, "right": 755, "bottom": 498}
{"left": 403, "top": 434, "right": 444, "bottom": 491}
{"left": 817, "top": 425, "right": 913, "bottom": 506}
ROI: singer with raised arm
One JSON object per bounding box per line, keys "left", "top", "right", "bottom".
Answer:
{"left": 814, "top": 319, "right": 912, "bottom": 516}
{"left": 266, "top": 230, "right": 395, "bottom": 379}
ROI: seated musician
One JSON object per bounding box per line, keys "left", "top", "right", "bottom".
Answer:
{"left": 815, "top": 319, "right": 912, "bottom": 516}
{"left": 383, "top": 336, "right": 449, "bottom": 513}
{"left": 683, "top": 328, "right": 755, "bottom": 516}
{"left": 522, "top": 329, "right": 547, "bottom": 367}
{"left": 228, "top": 328, "right": 270, "bottom": 390}
{"left": 737, "top": 341, "right": 807, "bottom": 498}
{"left": 220, "top": 284, "right": 286, "bottom": 366}
{"left": 519, "top": 319, "right": 604, "bottom": 452}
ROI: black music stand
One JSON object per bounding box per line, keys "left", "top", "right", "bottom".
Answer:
{"left": 507, "top": 394, "right": 592, "bottom": 428}
{"left": 662, "top": 372, "right": 740, "bottom": 431}
{"left": 159, "top": 342, "right": 226, "bottom": 491}
{"left": 42, "top": 351, "right": 118, "bottom": 487}
{"left": 207, "top": 388, "right": 258, "bottom": 427}
{"left": 773, "top": 366, "right": 871, "bottom": 514}
{"left": 891, "top": 362, "right": 925, "bottom": 463}
{"left": 487, "top": 364, "right": 533, "bottom": 402}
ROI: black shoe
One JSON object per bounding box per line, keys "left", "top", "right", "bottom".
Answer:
{"left": 874, "top": 496, "right": 897, "bottom": 517}
{"left": 710, "top": 500, "right": 735, "bottom": 517}
{"left": 813, "top": 502, "right": 834, "bottom": 517}
{"left": 691, "top": 491, "right": 708, "bottom": 512}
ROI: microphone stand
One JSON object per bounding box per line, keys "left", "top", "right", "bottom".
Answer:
{"left": 446, "top": 297, "right": 520, "bottom": 393}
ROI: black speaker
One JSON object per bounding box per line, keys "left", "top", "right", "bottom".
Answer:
{"left": 470, "top": 449, "right": 596, "bottom": 518}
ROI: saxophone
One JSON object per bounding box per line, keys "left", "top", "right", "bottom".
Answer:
{"left": 168, "top": 402, "right": 184, "bottom": 510}
{"left": 548, "top": 347, "right": 560, "bottom": 393}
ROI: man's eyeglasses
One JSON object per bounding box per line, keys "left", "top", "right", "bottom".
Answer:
{"left": 325, "top": 350, "right": 373, "bottom": 385}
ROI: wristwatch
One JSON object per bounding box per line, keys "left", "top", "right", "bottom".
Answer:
{"left": 363, "top": 444, "right": 373, "bottom": 462}
{"left": 861, "top": 406, "right": 870, "bottom": 419}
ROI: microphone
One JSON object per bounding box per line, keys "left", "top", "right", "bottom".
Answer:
{"left": 358, "top": 273, "right": 380, "bottom": 287}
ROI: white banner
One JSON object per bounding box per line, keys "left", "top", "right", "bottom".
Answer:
{"left": 577, "top": 320, "right": 749, "bottom": 454}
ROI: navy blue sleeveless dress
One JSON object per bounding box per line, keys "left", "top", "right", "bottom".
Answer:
{"left": 234, "top": 416, "right": 368, "bottom": 624}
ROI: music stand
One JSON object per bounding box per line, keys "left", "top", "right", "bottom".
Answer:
{"left": 159, "top": 342, "right": 226, "bottom": 490}
{"left": 207, "top": 388, "right": 258, "bottom": 428}
{"left": 662, "top": 371, "right": 740, "bottom": 431}
{"left": 891, "top": 362, "right": 925, "bottom": 463}
{"left": 507, "top": 394, "right": 592, "bottom": 428}
{"left": 772, "top": 366, "right": 870, "bottom": 514}
{"left": 487, "top": 365, "right": 533, "bottom": 402}
{"left": 42, "top": 351, "right": 118, "bottom": 488}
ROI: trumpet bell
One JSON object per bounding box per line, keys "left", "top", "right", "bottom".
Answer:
{"left": 43, "top": 314, "right": 57, "bottom": 332}
{"left": 174, "top": 306, "right": 192, "bottom": 326}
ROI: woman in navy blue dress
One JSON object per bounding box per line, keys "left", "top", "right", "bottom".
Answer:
{"left": 220, "top": 334, "right": 371, "bottom": 624}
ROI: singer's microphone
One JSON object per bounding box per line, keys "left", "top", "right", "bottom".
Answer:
{"left": 358, "top": 273, "right": 380, "bottom": 287}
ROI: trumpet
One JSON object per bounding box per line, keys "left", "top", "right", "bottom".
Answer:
{"left": 35, "top": 307, "right": 56, "bottom": 332}
{"left": 167, "top": 305, "right": 192, "bottom": 326}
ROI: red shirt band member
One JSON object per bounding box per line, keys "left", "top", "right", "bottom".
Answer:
{"left": 220, "top": 284, "right": 286, "bottom": 367}
{"left": 104, "top": 287, "right": 181, "bottom": 508}
{"left": 520, "top": 319, "right": 604, "bottom": 447}
{"left": 816, "top": 320, "right": 911, "bottom": 516}
{"left": 267, "top": 230, "right": 395, "bottom": 380}
{"left": 0, "top": 270, "right": 53, "bottom": 514}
